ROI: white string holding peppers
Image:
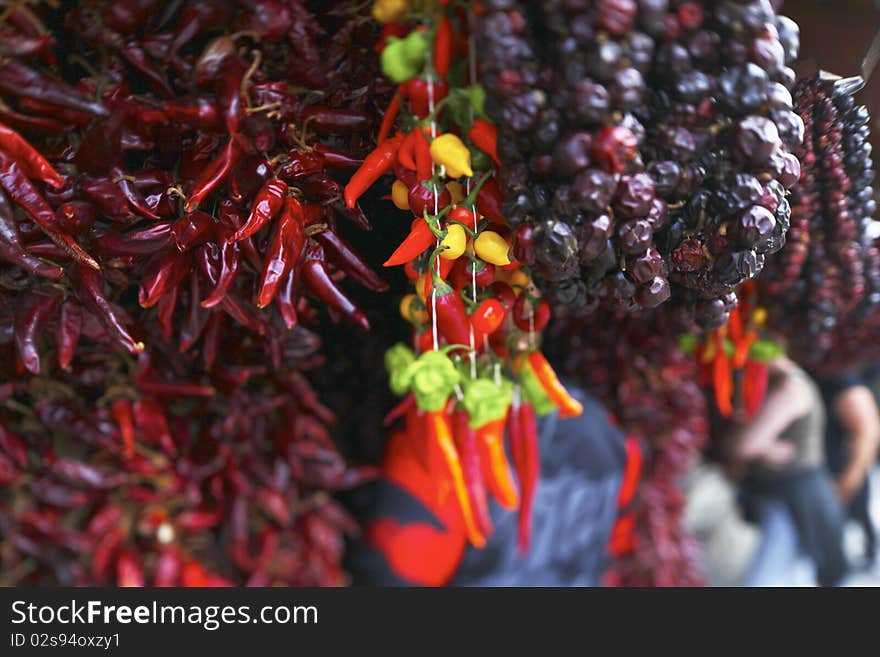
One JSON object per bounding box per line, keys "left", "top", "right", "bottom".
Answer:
{"left": 346, "top": 1, "right": 584, "bottom": 552}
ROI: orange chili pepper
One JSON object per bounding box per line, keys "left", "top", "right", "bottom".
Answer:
{"left": 397, "top": 130, "right": 418, "bottom": 171}
{"left": 344, "top": 133, "right": 404, "bottom": 208}
{"left": 376, "top": 90, "right": 402, "bottom": 144}
{"left": 428, "top": 410, "right": 486, "bottom": 548}
{"left": 526, "top": 351, "right": 584, "bottom": 418}
{"left": 468, "top": 119, "right": 500, "bottom": 166}
{"left": 476, "top": 418, "right": 520, "bottom": 510}
{"left": 732, "top": 329, "right": 757, "bottom": 369}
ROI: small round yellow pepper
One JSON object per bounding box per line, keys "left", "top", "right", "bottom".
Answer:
{"left": 473, "top": 230, "right": 511, "bottom": 266}
{"left": 439, "top": 223, "right": 467, "bottom": 260}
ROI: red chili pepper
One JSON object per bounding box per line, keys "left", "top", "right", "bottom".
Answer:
{"left": 408, "top": 180, "right": 452, "bottom": 218}
{"left": 216, "top": 55, "right": 247, "bottom": 134}
{"left": 434, "top": 16, "right": 453, "bottom": 78}
{"left": 301, "top": 242, "right": 369, "bottom": 330}
{"left": 0, "top": 97, "right": 67, "bottom": 134}
{"left": 384, "top": 218, "right": 435, "bottom": 267}
{"left": 452, "top": 408, "right": 494, "bottom": 538}
{"left": 313, "top": 144, "right": 362, "bottom": 171}
{"left": 184, "top": 134, "right": 245, "bottom": 212}
{"left": 451, "top": 258, "right": 494, "bottom": 289}
{"left": 56, "top": 299, "right": 82, "bottom": 371}
{"left": 743, "top": 360, "right": 769, "bottom": 418}
{"left": 430, "top": 279, "right": 472, "bottom": 347}
{"left": 14, "top": 291, "right": 58, "bottom": 374}
{"left": 156, "top": 284, "right": 178, "bottom": 340}
{"left": 0, "top": 423, "right": 28, "bottom": 469}
{"left": 510, "top": 400, "right": 540, "bottom": 553}
{"left": 512, "top": 295, "right": 550, "bottom": 332}
{"left": 476, "top": 418, "right": 520, "bottom": 510}
{"left": 476, "top": 176, "right": 506, "bottom": 226}
{"left": 256, "top": 197, "right": 305, "bottom": 308}
{"left": 111, "top": 398, "right": 136, "bottom": 459}
{"left": 428, "top": 410, "right": 486, "bottom": 548}
{"left": 160, "top": 95, "right": 220, "bottom": 129}
{"left": 527, "top": 351, "right": 584, "bottom": 418}
{"left": 119, "top": 41, "right": 174, "bottom": 99}
{"left": 0, "top": 150, "right": 99, "bottom": 270}
{"left": 727, "top": 306, "right": 744, "bottom": 343}
{"left": 139, "top": 249, "right": 192, "bottom": 308}
{"left": 201, "top": 234, "right": 241, "bottom": 309}
{"left": 713, "top": 331, "right": 734, "bottom": 418}
{"left": 471, "top": 298, "right": 506, "bottom": 334}
{"left": 344, "top": 133, "right": 403, "bottom": 209}
{"left": 0, "top": 189, "right": 62, "bottom": 279}
{"left": 92, "top": 221, "right": 173, "bottom": 257}
{"left": 274, "top": 266, "right": 299, "bottom": 329}
{"left": 407, "top": 77, "right": 449, "bottom": 120}
{"left": 180, "top": 270, "right": 209, "bottom": 352}
{"left": 377, "top": 91, "right": 401, "bottom": 145}
{"left": 397, "top": 131, "right": 418, "bottom": 171}
{"left": 230, "top": 178, "right": 288, "bottom": 242}
{"left": 301, "top": 106, "right": 369, "bottom": 133}
{"left": 56, "top": 201, "right": 97, "bottom": 235}
{"left": 315, "top": 227, "right": 388, "bottom": 292}
{"left": 18, "top": 96, "right": 93, "bottom": 127}
{"left": 80, "top": 177, "right": 135, "bottom": 224}
{"left": 277, "top": 150, "right": 325, "bottom": 182}
{"left": 0, "top": 121, "right": 65, "bottom": 188}
{"left": 171, "top": 211, "right": 215, "bottom": 251}
{"left": 732, "top": 329, "right": 757, "bottom": 370}
{"left": 513, "top": 224, "right": 536, "bottom": 265}
{"left": 468, "top": 119, "right": 500, "bottom": 167}
{"left": 0, "top": 59, "right": 108, "bottom": 117}
{"left": 68, "top": 263, "right": 144, "bottom": 354}
{"left": 414, "top": 128, "right": 433, "bottom": 181}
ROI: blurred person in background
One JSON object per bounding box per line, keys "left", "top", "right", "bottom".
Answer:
{"left": 720, "top": 355, "right": 849, "bottom": 586}
{"left": 345, "top": 386, "right": 637, "bottom": 586}
{"left": 819, "top": 371, "right": 880, "bottom": 567}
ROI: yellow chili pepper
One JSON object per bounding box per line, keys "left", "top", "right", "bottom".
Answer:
{"left": 473, "top": 230, "right": 511, "bottom": 265}
{"left": 415, "top": 273, "right": 427, "bottom": 303}
{"left": 372, "top": 0, "right": 409, "bottom": 23}
{"left": 439, "top": 223, "right": 467, "bottom": 260}
{"left": 507, "top": 268, "right": 530, "bottom": 290}
{"left": 399, "top": 293, "right": 428, "bottom": 324}
{"left": 429, "top": 133, "right": 473, "bottom": 179}
{"left": 391, "top": 179, "right": 410, "bottom": 210}
{"left": 752, "top": 306, "right": 767, "bottom": 327}
{"left": 446, "top": 181, "right": 465, "bottom": 204}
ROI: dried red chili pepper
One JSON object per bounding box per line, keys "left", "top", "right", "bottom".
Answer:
{"left": 0, "top": 189, "right": 63, "bottom": 280}
{"left": 256, "top": 197, "right": 305, "bottom": 308}
{"left": 14, "top": 291, "right": 58, "bottom": 374}
{"left": 274, "top": 267, "right": 299, "bottom": 329}
{"left": 139, "top": 249, "right": 192, "bottom": 309}
{"left": 301, "top": 242, "right": 369, "bottom": 330}
{"left": 313, "top": 144, "right": 362, "bottom": 171}
{"left": 184, "top": 134, "right": 246, "bottom": 212}
{"left": 0, "top": 121, "right": 65, "bottom": 188}
{"left": 171, "top": 211, "right": 215, "bottom": 251}
{"left": 301, "top": 106, "right": 370, "bottom": 133}
{"left": 0, "top": 150, "right": 99, "bottom": 270}
{"left": 0, "top": 97, "right": 67, "bottom": 134}
{"left": 230, "top": 178, "right": 288, "bottom": 242}
{"left": 56, "top": 299, "right": 82, "bottom": 371}
{"left": 68, "top": 263, "right": 143, "bottom": 354}
{"left": 56, "top": 201, "right": 97, "bottom": 235}
{"left": 92, "top": 221, "right": 173, "bottom": 257}
{"left": 314, "top": 227, "right": 388, "bottom": 292}
{"left": 376, "top": 92, "right": 401, "bottom": 145}
{"left": 0, "top": 60, "right": 108, "bottom": 117}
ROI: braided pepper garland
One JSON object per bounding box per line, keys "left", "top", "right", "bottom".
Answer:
{"left": 350, "top": 0, "right": 583, "bottom": 552}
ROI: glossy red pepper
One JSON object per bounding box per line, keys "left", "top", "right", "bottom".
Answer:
{"left": 511, "top": 401, "right": 540, "bottom": 553}
{"left": 468, "top": 119, "right": 499, "bottom": 165}
{"left": 0, "top": 189, "right": 63, "bottom": 279}
{"left": 0, "top": 121, "right": 65, "bottom": 188}
{"left": 55, "top": 201, "right": 97, "bottom": 235}
{"left": 344, "top": 133, "right": 404, "bottom": 209}
{"left": 0, "top": 98, "right": 66, "bottom": 134}
{"left": 56, "top": 299, "right": 82, "bottom": 371}
{"left": 0, "top": 150, "right": 99, "bottom": 270}
{"left": 139, "top": 249, "right": 192, "bottom": 309}
{"left": 216, "top": 55, "right": 248, "bottom": 134}
{"left": 452, "top": 408, "right": 494, "bottom": 538}
{"left": 451, "top": 258, "right": 494, "bottom": 290}
{"left": 430, "top": 279, "right": 472, "bottom": 348}
{"left": 92, "top": 222, "right": 173, "bottom": 257}
{"left": 256, "top": 197, "right": 305, "bottom": 308}
{"left": 313, "top": 144, "right": 362, "bottom": 171}
{"left": 512, "top": 295, "right": 550, "bottom": 332}
{"left": 201, "top": 231, "right": 241, "bottom": 309}
{"left": 384, "top": 218, "right": 435, "bottom": 267}
{"left": 743, "top": 360, "right": 769, "bottom": 419}
{"left": 184, "top": 134, "right": 246, "bottom": 212}
{"left": 163, "top": 95, "right": 223, "bottom": 130}
{"left": 476, "top": 176, "right": 506, "bottom": 226}
{"left": 377, "top": 92, "right": 401, "bottom": 145}
{"left": 472, "top": 298, "right": 506, "bottom": 335}
{"left": 434, "top": 16, "right": 453, "bottom": 78}
{"left": 414, "top": 128, "right": 433, "bottom": 181}
{"left": 230, "top": 178, "right": 288, "bottom": 242}
{"left": 407, "top": 77, "right": 449, "bottom": 120}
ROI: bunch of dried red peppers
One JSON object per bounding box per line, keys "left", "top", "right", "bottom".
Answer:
{"left": 0, "top": 0, "right": 388, "bottom": 586}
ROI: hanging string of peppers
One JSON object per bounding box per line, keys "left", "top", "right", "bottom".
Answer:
{"left": 681, "top": 281, "right": 783, "bottom": 420}
{"left": 353, "top": 0, "right": 583, "bottom": 552}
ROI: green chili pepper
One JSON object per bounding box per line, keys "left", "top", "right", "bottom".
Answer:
{"left": 462, "top": 377, "right": 513, "bottom": 429}
{"left": 749, "top": 339, "right": 784, "bottom": 362}
{"left": 400, "top": 350, "right": 460, "bottom": 412}
{"left": 519, "top": 366, "right": 556, "bottom": 417}
{"left": 380, "top": 32, "right": 430, "bottom": 84}
{"left": 385, "top": 343, "right": 416, "bottom": 396}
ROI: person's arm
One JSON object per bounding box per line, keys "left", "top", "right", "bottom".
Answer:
{"left": 833, "top": 385, "right": 880, "bottom": 501}
{"left": 730, "top": 372, "right": 813, "bottom": 465}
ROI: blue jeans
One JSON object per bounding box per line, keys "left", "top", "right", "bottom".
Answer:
{"left": 744, "top": 499, "right": 814, "bottom": 586}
